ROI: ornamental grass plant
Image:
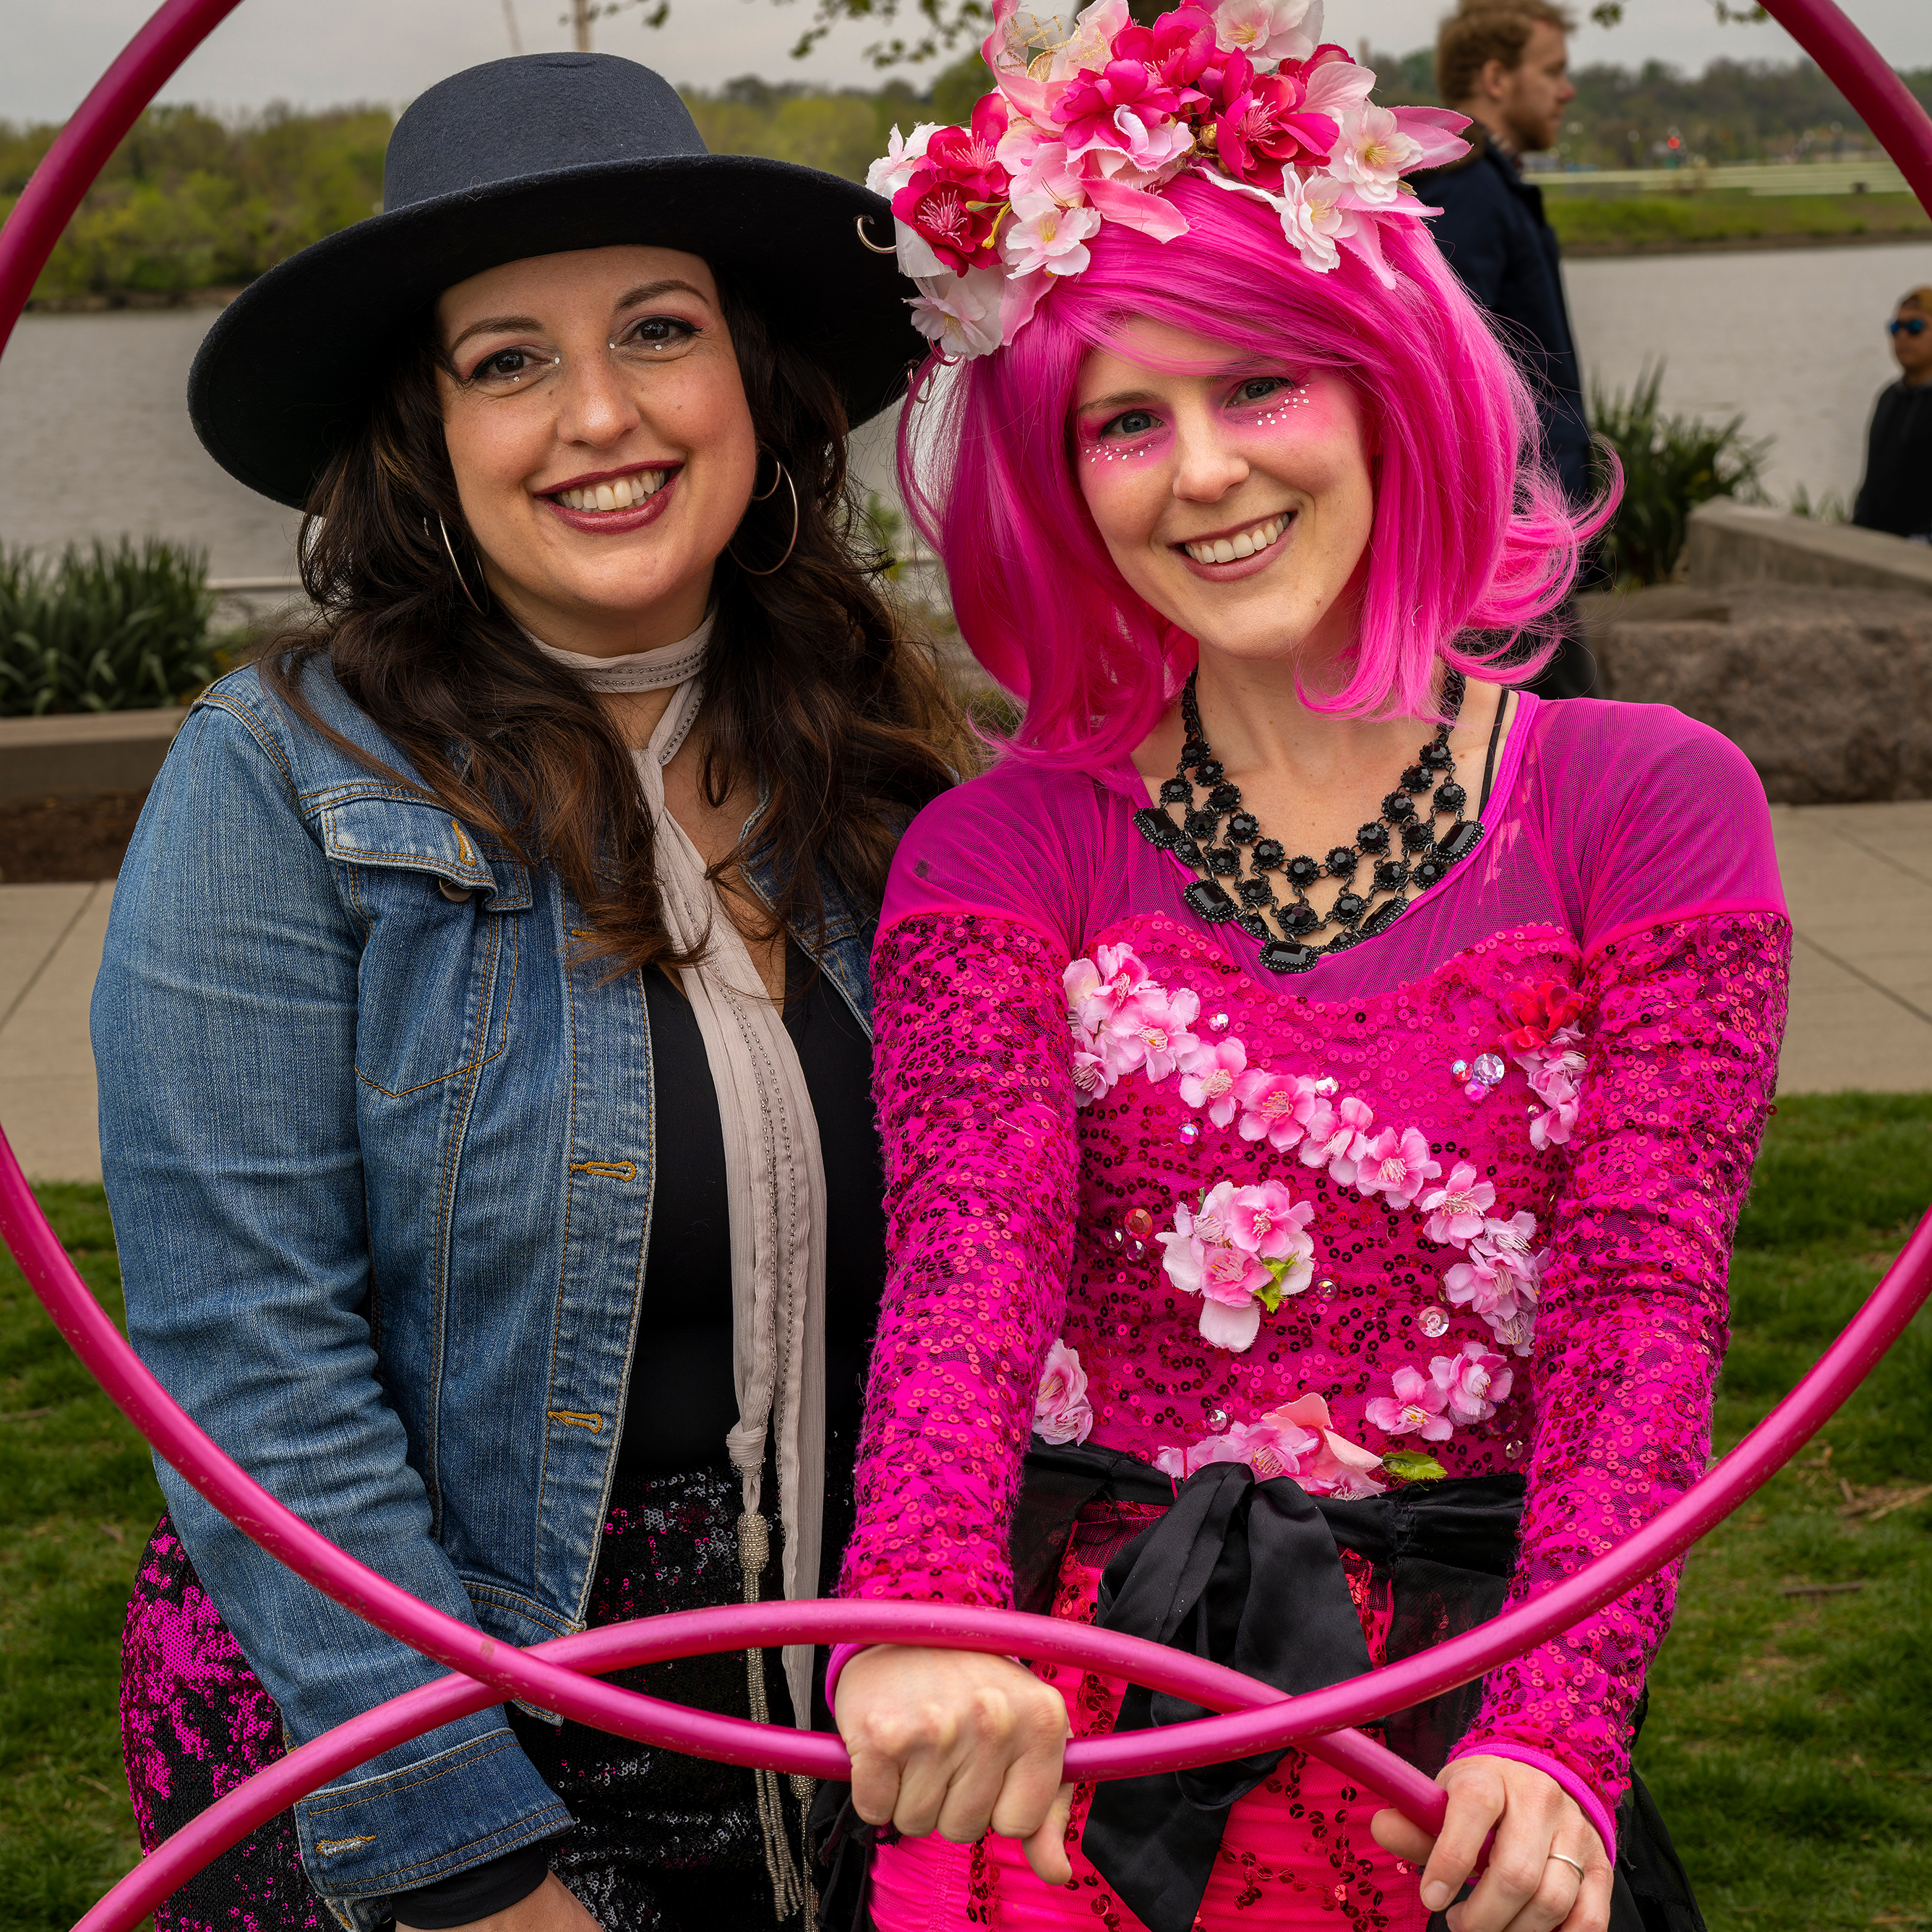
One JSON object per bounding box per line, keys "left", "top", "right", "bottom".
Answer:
{"left": 0, "top": 538, "right": 217, "bottom": 717}
{"left": 1589, "top": 361, "right": 1772, "bottom": 586}
{"left": 2, "top": 1100, "right": 1930, "bottom": 1928}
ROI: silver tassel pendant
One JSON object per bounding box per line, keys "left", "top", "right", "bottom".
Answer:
{"left": 738, "top": 1511, "right": 815, "bottom": 1923}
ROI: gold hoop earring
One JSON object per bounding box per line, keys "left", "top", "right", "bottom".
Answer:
{"left": 432, "top": 513, "right": 488, "bottom": 614}
{"left": 729, "top": 460, "right": 799, "bottom": 578}
{"left": 749, "top": 448, "right": 783, "bottom": 502}
{"left": 855, "top": 214, "right": 898, "bottom": 256}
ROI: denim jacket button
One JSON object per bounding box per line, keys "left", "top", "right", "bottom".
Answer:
{"left": 437, "top": 877, "right": 475, "bottom": 902}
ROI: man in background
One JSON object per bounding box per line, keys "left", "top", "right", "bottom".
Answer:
{"left": 1416, "top": 1, "right": 1596, "bottom": 695}
{"left": 1852, "top": 288, "right": 1932, "bottom": 543}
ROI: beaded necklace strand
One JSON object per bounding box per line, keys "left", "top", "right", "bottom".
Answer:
{"left": 1132, "top": 669, "right": 1489, "bottom": 975}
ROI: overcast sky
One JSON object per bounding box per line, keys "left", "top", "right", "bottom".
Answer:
{"left": 6, "top": 0, "right": 1932, "bottom": 126}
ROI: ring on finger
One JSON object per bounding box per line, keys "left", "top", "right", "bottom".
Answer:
{"left": 1546, "top": 1851, "right": 1587, "bottom": 1881}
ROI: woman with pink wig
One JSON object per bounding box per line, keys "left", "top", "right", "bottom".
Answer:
{"left": 816, "top": 6, "right": 1785, "bottom": 1930}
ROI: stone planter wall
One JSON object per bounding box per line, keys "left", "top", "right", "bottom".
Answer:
{"left": 0, "top": 707, "right": 186, "bottom": 804}
{"left": 1578, "top": 584, "right": 1932, "bottom": 803}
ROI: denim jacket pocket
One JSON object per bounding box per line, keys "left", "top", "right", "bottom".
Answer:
{"left": 321, "top": 795, "right": 530, "bottom": 1099}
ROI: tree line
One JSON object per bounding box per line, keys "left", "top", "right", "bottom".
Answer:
{"left": 1369, "top": 47, "right": 1932, "bottom": 169}
{"left": 4, "top": 52, "right": 1929, "bottom": 306}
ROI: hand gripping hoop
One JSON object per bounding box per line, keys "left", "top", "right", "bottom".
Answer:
{"left": 2, "top": 7, "right": 1931, "bottom": 1919}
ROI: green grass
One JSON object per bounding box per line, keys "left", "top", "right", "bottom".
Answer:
{"left": 1633, "top": 1096, "right": 1932, "bottom": 1928}
{"left": 1, "top": 1187, "right": 163, "bottom": 1932}
{"left": 4, "top": 1102, "right": 1931, "bottom": 1928}
{"left": 1545, "top": 189, "right": 1932, "bottom": 255}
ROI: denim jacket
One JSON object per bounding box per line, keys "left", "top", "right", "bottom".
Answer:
{"left": 93, "top": 657, "right": 877, "bottom": 1927}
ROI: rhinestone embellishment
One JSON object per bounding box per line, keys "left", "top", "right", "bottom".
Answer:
{"left": 1456, "top": 1049, "right": 1511, "bottom": 1103}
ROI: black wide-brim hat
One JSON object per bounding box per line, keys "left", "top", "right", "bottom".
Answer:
{"left": 188, "top": 53, "right": 924, "bottom": 510}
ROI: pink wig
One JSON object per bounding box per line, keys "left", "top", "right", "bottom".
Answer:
{"left": 896, "top": 172, "right": 1614, "bottom": 767}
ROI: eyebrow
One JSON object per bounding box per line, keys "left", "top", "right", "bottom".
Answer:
{"left": 1076, "top": 366, "right": 1281, "bottom": 414}
{"left": 446, "top": 278, "right": 713, "bottom": 356}
{"left": 1076, "top": 387, "right": 1163, "bottom": 413}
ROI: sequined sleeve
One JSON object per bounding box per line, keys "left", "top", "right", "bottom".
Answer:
{"left": 838, "top": 912, "right": 1080, "bottom": 1605}
{"left": 1449, "top": 909, "right": 1791, "bottom": 1828}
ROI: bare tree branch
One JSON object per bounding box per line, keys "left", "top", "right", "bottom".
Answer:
{"left": 572, "top": 1, "right": 1769, "bottom": 68}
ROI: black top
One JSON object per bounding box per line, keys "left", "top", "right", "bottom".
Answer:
{"left": 1415, "top": 132, "right": 1593, "bottom": 508}
{"left": 1852, "top": 377, "right": 1932, "bottom": 540}
{"left": 624, "top": 947, "right": 885, "bottom": 1574}
{"left": 387, "top": 948, "right": 885, "bottom": 1927}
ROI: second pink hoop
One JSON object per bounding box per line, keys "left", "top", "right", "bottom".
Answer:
{"left": 1, "top": 0, "right": 1930, "bottom": 1925}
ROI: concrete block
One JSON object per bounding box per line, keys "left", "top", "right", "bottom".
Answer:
{"left": 0, "top": 880, "right": 111, "bottom": 1182}
{"left": 1582, "top": 585, "right": 1932, "bottom": 803}
{"left": 0, "top": 707, "right": 186, "bottom": 803}
{"left": 1686, "top": 498, "right": 1932, "bottom": 599}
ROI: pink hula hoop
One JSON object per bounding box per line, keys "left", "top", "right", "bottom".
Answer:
{"left": 3, "top": 4, "right": 1931, "bottom": 1925}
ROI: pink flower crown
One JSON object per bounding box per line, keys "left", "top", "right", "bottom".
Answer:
{"left": 864, "top": 0, "right": 1472, "bottom": 359}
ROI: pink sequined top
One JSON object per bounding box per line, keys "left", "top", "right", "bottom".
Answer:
{"left": 840, "top": 694, "right": 1791, "bottom": 1847}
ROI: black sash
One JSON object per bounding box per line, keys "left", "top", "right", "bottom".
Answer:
{"left": 808, "top": 1443, "right": 1703, "bottom": 1932}
{"left": 1013, "top": 1438, "right": 1699, "bottom": 1932}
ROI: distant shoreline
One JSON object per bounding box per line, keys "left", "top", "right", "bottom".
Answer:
{"left": 22, "top": 287, "right": 241, "bottom": 315}
{"left": 1562, "top": 228, "right": 1932, "bottom": 258}
{"left": 16, "top": 222, "right": 1932, "bottom": 317}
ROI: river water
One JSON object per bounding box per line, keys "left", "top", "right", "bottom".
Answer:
{"left": 4, "top": 237, "right": 1930, "bottom": 575}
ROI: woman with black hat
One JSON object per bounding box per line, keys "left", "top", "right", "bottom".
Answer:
{"left": 95, "top": 51, "right": 960, "bottom": 1932}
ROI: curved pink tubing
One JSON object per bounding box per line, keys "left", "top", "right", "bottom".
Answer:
{"left": 1759, "top": 0, "right": 1932, "bottom": 209}
{"left": 0, "top": 0, "right": 246, "bottom": 356}
{"left": 2, "top": 0, "right": 1931, "bottom": 1923}
{"left": 10, "top": 1122, "right": 1932, "bottom": 1931}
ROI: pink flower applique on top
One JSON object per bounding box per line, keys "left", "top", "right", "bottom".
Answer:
{"left": 1364, "top": 1365, "right": 1453, "bottom": 1443}
{"left": 1443, "top": 1211, "right": 1548, "bottom": 1356}
{"left": 1419, "top": 1162, "right": 1497, "bottom": 1247}
{"left": 1233, "top": 1067, "right": 1317, "bottom": 1149}
{"left": 1158, "top": 1177, "right": 1315, "bottom": 1352}
{"left": 1034, "top": 1337, "right": 1094, "bottom": 1445}
{"left": 1299, "top": 1094, "right": 1374, "bottom": 1185}
{"left": 1156, "top": 1391, "right": 1388, "bottom": 1498}
{"left": 1353, "top": 1125, "right": 1443, "bottom": 1211}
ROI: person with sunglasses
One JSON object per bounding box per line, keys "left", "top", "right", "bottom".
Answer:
{"left": 1852, "top": 286, "right": 1932, "bottom": 542}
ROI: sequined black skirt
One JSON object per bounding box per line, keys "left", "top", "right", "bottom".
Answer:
{"left": 121, "top": 1466, "right": 812, "bottom": 1932}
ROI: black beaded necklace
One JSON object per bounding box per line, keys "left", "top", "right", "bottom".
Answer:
{"left": 1132, "top": 669, "right": 1486, "bottom": 975}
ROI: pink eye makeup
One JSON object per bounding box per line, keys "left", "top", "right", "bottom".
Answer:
{"left": 1075, "top": 374, "right": 1313, "bottom": 463}
{"left": 1078, "top": 407, "right": 1167, "bottom": 463}
{"left": 1229, "top": 374, "right": 1310, "bottom": 428}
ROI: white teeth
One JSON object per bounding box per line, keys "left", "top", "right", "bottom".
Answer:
{"left": 556, "top": 471, "right": 667, "bottom": 512}
{"left": 1183, "top": 512, "right": 1289, "bottom": 566}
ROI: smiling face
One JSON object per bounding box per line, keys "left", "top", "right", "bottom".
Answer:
{"left": 434, "top": 244, "right": 757, "bottom": 653}
{"left": 1070, "top": 319, "right": 1376, "bottom": 675}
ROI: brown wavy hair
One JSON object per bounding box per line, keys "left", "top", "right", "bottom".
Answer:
{"left": 260, "top": 273, "right": 967, "bottom": 975}
{"left": 1435, "top": 1, "right": 1576, "bottom": 107}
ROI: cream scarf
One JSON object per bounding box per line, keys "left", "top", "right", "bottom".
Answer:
{"left": 536, "top": 619, "right": 826, "bottom": 1911}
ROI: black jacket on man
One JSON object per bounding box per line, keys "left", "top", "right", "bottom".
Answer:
{"left": 1852, "top": 378, "right": 1932, "bottom": 540}
{"left": 1415, "top": 131, "right": 1593, "bottom": 507}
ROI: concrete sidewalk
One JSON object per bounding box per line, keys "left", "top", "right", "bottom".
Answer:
{"left": 4, "top": 805, "right": 1931, "bottom": 1182}
{"left": 1, "top": 880, "right": 114, "bottom": 1183}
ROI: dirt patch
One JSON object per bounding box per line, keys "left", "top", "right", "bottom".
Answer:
{"left": 0, "top": 791, "right": 146, "bottom": 883}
